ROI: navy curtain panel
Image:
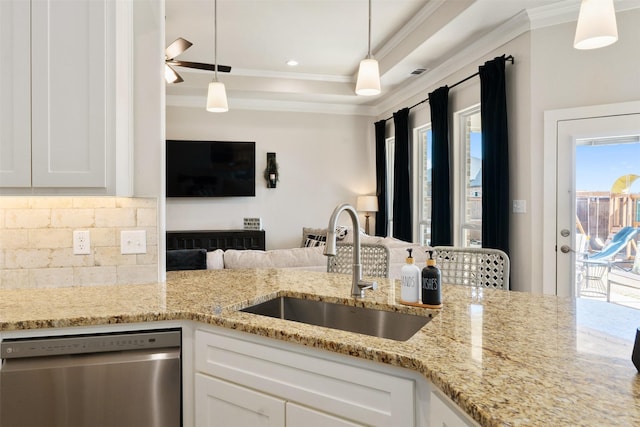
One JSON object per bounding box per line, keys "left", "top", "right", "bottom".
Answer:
{"left": 392, "top": 108, "right": 412, "bottom": 242}
{"left": 374, "top": 120, "right": 388, "bottom": 237}
{"left": 428, "top": 86, "right": 452, "bottom": 246}
{"left": 479, "top": 56, "right": 510, "bottom": 255}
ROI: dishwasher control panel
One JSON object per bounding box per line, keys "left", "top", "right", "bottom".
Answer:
{"left": 1, "top": 329, "right": 181, "bottom": 359}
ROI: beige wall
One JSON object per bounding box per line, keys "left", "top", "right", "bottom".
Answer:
{"left": 0, "top": 197, "right": 158, "bottom": 289}
{"left": 166, "top": 107, "right": 376, "bottom": 249}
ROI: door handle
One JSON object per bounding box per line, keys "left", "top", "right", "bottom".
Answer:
{"left": 560, "top": 245, "right": 576, "bottom": 254}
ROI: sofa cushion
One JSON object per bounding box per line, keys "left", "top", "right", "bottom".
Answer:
{"left": 166, "top": 249, "right": 208, "bottom": 271}
{"left": 224, "top": 246, "right": 327, "bottom": 269}
{"left": 206, "top": 249, "right": 225, "bottom": 270}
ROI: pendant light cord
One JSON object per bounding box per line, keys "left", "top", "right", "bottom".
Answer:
{"left": 214, "top": 0, "right": 218, "bottom": 81}
{"left": 367, "top": 0, "right": 372, "bottom": 59}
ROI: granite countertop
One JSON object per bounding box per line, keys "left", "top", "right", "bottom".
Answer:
{"left": 1, "top": 268, "right": 640, "bottom": 426}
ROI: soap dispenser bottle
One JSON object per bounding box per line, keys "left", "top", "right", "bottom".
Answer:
{"left": 400, "top": 248, "right": 421, "bottom": 303}
{"left": 421, "top": 250, "right": 442, "bottom": 308}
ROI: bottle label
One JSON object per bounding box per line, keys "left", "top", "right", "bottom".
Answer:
{"left": 423, "top": 277, "right": 438, "bottom": 291}
{"left": 402, "top": 276, "right": 417, "bottom": 289}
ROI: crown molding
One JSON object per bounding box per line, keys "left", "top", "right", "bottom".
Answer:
{"left": 167, "top": 94, "right": 376, "bottom": 116}
{"left": 372, "top": 9, "right": 531, "bottom": 118}
{"left": 374, "top": 0, "right": 446, "bottom": 59}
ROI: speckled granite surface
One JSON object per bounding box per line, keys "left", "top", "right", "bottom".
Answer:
{"left": 1, "top": 268, "right": 640, "bottom": 426}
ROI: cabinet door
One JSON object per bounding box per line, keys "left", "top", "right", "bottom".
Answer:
{"left": 286, "top": 402, "right": 365, "bottom": 427}
{"left": 430, "top": 391, "right": 479, "bottom": 427}
{"left": 31, "top": 0, "right": 110, "bottom": 188}
{"left": 0, "top": 0, "right": 31, "bottom": 187}
{"left": 195, "top": 373, "right": 285, "bottom": 427}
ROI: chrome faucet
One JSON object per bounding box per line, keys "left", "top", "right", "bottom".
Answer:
{"left": 324, "top": 203, "right": 378, "bottom": 297}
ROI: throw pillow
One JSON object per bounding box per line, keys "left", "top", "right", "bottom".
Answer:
{"left": 304, "top": 234, "right": 327, "bottom": 247}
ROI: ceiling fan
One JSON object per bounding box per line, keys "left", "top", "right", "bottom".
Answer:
{"left": 164, "top": 37, "right": 231, "bottom": 84}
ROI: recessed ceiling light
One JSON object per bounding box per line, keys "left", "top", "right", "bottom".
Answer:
{"left": 286, "top": 59, "right": 299, "bottom": 66}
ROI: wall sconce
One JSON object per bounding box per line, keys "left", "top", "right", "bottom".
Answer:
{"left": 356, "top": 195, "right": 378, "bottom": 235}
{"left": 264, "top": 152, "right": 278, "bottom": 188}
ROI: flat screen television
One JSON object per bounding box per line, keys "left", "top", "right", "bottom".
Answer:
{"left": 166, "top": 140, "right": 256, "bottom": 197}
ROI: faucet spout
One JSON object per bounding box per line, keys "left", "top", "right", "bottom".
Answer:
{"left": 324, "top": 203, "right": 377, "bottom": 297}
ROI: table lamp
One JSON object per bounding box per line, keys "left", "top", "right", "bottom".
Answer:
{"left": 356, "top": 195, "right": 378, "bottom": 235}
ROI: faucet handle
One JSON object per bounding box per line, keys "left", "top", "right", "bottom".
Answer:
{"left": 357, "top": 280, "right": 377, "bottom": 297}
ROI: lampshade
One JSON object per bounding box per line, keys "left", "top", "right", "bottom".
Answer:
{"left": 206, "top": 81, "right": 228, "bottom": 112}
{"left": 574, "top": 0, "right": 618, "bottom": 50}
{"left": 355, "top": 58, "right": 381, "bottom": 96}
{"left": 207, "top": 0, "right": 228, "bottom": 112}
{"left": 357, "top": 195, "right": 379, "bottom": 213}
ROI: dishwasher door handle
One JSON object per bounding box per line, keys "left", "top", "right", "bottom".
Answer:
{"left": 1, "top": 347, "right": 180, "bottom": 372}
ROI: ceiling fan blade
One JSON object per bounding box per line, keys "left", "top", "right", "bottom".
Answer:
{"left": 167, "top": 60, "right": 232, "bottom": 73}
{"left": 165, "top": 64, "right": 184, "bottom": 84}
{"left": 165, "top": 37, "right": 192, "bottom": 61}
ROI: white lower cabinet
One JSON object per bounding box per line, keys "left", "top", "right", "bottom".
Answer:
{"left": 195, "top": 374, "right": 285, "bottom": 427}
{"left": 194, "top": 327, "right": 416, "bottom": 427}
{"left": 429, "top": 391, "right": 479, "bottom": 427}
{"left": 286, "top": 402, "right": 365, "bottom": 427}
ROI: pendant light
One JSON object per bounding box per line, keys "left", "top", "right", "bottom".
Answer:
{"left": 574, "top": 0, "right": 618, "bottom": 50}
{"left": 355, "top": 0, "right": 381, "bottom": 96}
{"left": 206, "top": 0, "right": 228, "bottom": 112}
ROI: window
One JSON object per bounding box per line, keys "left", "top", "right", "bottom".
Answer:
{"left": 385, "top": 137, "right": 395, "bottom": 236}
{"left": 415, "top": 125, "right": 432, "bottom": 246}
{"left": 456, "top": 106, "right": 482, "bottom": 247}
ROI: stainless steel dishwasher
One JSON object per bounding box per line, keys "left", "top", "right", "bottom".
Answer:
{"left": 0, "top": 328, "right": 181, "bottom": 427}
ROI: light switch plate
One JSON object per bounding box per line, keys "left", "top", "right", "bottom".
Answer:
{"left": 121, "top": 230, "right": 147, "bottom": 254}
{"left": 512, "top": 199, "right": 526, "bottom": 214}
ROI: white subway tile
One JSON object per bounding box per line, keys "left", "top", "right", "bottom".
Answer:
{"left": 50, "top": 248, "right": 94, "bottom": 268}
{"left": 0, "top": 230, "right": 29, "bottom": 249}
{"left": 0, "top": 197, "right": 30, "bottom": 209}
{"left": 95, "top": 208, "right": 136, "bottom": 227}
{"left": 116, "top": 264, "right": 158, "bottom": 285}
{"left": 0, "top": 269, "right": 30, "bottom": 289}
{"left": 30, "top": 268, "right": 74, "bottom": 288}
{"left": 5, "top": 209, "right": 51, "bottom": 229}
{"left": 73, "top": 266, "right": 117, "bottom": 286}
{"left": 51, "top": 209, "right": 95, "bottom": 228}
{"left": 5, "top": 249, "right": 51, "bottom": 269}
{"left": 30, "top": 197, "right": 73, "bottom": 209}
{"left": 72, "top": 197, "right": 116, "bottom": 209}
{"left": 94, "top": 247, "right": 135, "bottom": 266}
{"left": 29, "top": 229, "right": 73, "bottom": 249}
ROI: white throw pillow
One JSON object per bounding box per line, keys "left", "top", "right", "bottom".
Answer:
{"left": 206, "top": 249, "right": 225, "bottom": 270}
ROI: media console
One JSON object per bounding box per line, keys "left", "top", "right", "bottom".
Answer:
{"left": 166, "top": 230, "right": 266, "bottom": 251}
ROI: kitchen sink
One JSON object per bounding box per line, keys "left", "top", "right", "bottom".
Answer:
{"left": 240, "top": 296, "right": 431, "bottom": 341}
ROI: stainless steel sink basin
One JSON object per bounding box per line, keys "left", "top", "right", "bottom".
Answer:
{"left": 240, "top": 296, "right": 431, "bottom": 341}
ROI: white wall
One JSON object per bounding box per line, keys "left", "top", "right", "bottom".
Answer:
{"left": 166, "top": 107, "right": 375, "bottom": 249}
{"left": 529, "top": 8, "right": 640, "bottom": 294}
{"left": 376, "top": 33, "right": 533, "bottom": 292}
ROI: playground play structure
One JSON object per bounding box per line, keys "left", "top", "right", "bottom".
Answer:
{"left": 576, "top": 174, "right": 640, "bottom": 303}
{"left": 576, "top": 174, "right": 639, "bottom": 256}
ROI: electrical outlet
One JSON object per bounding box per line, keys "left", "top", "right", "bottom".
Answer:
{"left": 121, "top": 230, "right": 147, "bottom": 254}
{"left": 73, "top": 230, "right": 91, "bottom": 255}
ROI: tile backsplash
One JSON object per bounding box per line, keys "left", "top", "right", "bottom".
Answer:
{"left": 0, "top": 197, "right": 158, "bottom": 289}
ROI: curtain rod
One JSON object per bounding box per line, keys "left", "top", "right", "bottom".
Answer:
{"left": 383, "top": 54, "right": 514, "bottom": 122}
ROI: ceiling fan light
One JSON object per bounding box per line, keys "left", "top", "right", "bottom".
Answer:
{"left": 164, "top": 64, "right": 182, "bottom": 84}
{"left": 574, "top": 0, "right": 618, "bottom": 50}
{"left": 206, "top": 81, "right": 228, "bottom": 112}
{"left": 355, "top": 58, "right": 381, "bottom": 96}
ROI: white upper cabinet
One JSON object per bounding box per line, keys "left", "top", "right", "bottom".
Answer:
{"left": 0, "top": 0, "right": 131, "bottom": 194}
{"left": 0, "top": 0, "right": 31, "bottom": 187}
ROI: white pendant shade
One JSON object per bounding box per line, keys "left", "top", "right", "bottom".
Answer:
{"left": 574, "top": 0, "right": 618, "bottom": 50}
{"left": 355, "top": 58, "right": 381, "bottom": 96}
{"left": 206, "top": 81, "right": 228, "bottom": 112}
